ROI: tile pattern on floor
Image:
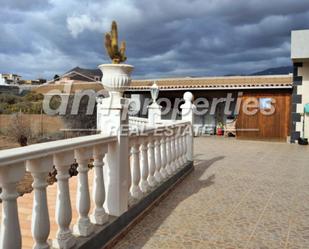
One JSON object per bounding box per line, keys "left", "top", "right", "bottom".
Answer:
{"left": 113, "top": 137, "right": 309, "bottom": 249}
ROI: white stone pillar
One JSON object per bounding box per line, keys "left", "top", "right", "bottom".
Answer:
{"left": 159, "top": 136, "right": 168, "bottom": 179}
{"left": 74, "top": 148, "right": 93, "bottom": 236}
{"left": 53, "top": 152, "right": 76, "bottom": 249}
{"left": 180, "top": 92, "right": 196, "bottom": 161}
{"left": 98, "top": 63, "right": 133, "bottom": 216}
{"left": 99, "top": 97, "right": 130, "bottom": 216}
{"left": 147, "top": 136, "right": 157, "bottom": 187}
{"left": 0, "top": 163, "right": 25, "bottom": 249}
{"left": 26, "top": 156, "right": 53, "bottom": 249}
{"left": 148, "top": 102, "right": 162, "bottom": 126}
{"left": 154, "top": 138, "right": 163, "bottom": 183}
{"left": 129, "top": 139, "right": 143, "bottom": 199}
{"left": 91, "top": 144, "right": 108, "bottom": 225}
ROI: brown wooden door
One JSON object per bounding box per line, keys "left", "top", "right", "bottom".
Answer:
{"left": 236, "top": 91, "right": 291, "bottom": 141}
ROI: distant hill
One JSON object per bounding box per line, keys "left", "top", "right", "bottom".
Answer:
{"left": 249, "top": 66, "right": 293, "bottom": 76}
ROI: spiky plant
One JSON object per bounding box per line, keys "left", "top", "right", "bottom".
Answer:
{"left": 104, "top": 21, "right": 127, "bottom": 64}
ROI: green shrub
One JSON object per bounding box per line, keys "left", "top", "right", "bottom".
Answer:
{"left": 24, "top": 92, "right": 44, "bottom": 102}
{"left": 0, "top": 93, "right": 21, "bottom": 105}
{"left": 0, "top": 92, "right": 44, "bottom": 114}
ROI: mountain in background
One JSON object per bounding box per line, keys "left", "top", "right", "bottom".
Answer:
{"left": 249, "top": 66, "right": 293, "bottom": 76}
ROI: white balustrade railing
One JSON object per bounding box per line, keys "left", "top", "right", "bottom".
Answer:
{"left": 128, "top": 122, "right": 190, "bottom": 198}
{"left": 129, "top": 116, "right": 176, "bottom": 128}
{"left": 0, "top": 120, "right": 191, "bottom": 249}
{"left": 0, "top": 134, "right": 117, "bottom": 249}
{"left": 128, "top": 116, "right": 148, "bottom": 127}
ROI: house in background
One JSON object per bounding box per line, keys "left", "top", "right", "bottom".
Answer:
{"left": 19, "top": 79, "right": 47, "bottom": 85}
{"left": 0, "top": 73, "right": 21, "bottom": 84}
{"left": 53, "top": 67, "right": 102, "bottom": 84}
{"left": 0, "top": 74, "right": 7, "bottom": 86}
{"left": 0, "top": 74, "right": 20, "bottom": 94}
{"left": 35, "top": 67, "right": 104, "bottom": 94}
{"left": 126, "top": 74, "right": 293, "bottom": 141}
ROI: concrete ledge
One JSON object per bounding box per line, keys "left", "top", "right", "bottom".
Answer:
{"left": 76, "top": 161, "right": 194, "bottom": 249}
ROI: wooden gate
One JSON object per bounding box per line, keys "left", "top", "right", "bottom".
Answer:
{"left": 236, "top": 91, "right": 291, "bottom": 141}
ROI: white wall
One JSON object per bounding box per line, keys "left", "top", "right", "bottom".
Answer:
{"left": 0, "top": 74, "right": 7, "bottom": 85}
{"left": 291, "top": 30, "right": 309, "bottom": 60}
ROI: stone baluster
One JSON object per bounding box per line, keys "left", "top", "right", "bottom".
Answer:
{"left": 181, "top": 130, "right": 187, "bottom": 164}
{"left": 53, "top": 152, "right": 76, "bottom": 249}
{"left": 26, "top": 156, "right": 53, "bottom": 249}
{"left": 177, "top": 127, "right": 185, "bottom": 166}
{"left": 128, "top": 144, "right": 132, "bottom": 198}
{"left": 154, "top": 137, "right": 163, "bottom": 183}
{"left": 177, "top": 128, "right": 183, "bottom": 167}
{"left": 184, "top": 129, "right": 189, "bottom": 161}
{"left": 91, "top": 144, "right": 108, "bottom": 225}
{"left": 129, "top": 138, "right": 142, "bottom": 199}
{"left": 170, "top": 130, "right": 177, "bottom": 172}
{"left": 174, "top": 130, "right": 181, "bottom": 169}
{"left": 165, "top": 136, "right": 173, "bottom": 175}
{"left": 179, "top": 129, "right": 186, "bottom": 165}
{"left": 147, "top": 135, "right": 157, "bottom": 187}
{"left": 139, "top": 138, "right": 150, "bottom": 193}
{"left": 159, "top": 136, "right": 168, "bottom": 179}
{"left": 0, "top": 163, "right": 25, "bottom": 249}
{"left": 74, "top": 148, "right": 94, "bottom": 236}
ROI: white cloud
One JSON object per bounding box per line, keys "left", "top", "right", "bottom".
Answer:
{"left": 67, "top": 14, "right": 103, "bottom": 38}
{"left": 66, "top": 0, "right": 142, "bottom": 38}
{"left": 1, "top": 0, "right": 309, "bottom": 79}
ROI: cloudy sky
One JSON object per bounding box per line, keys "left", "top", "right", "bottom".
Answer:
{"left": 1, "top": 0, "right": 309, "bottom": 80}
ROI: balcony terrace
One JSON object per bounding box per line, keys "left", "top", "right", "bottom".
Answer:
{"left": 0, "top": 113, "right": 193, "bottom": 249}
{"left": 1, "top": 134, "right": 309, "bottom": 249}
{"left": 114, "top": 137, "right": 309, "bottom": 249}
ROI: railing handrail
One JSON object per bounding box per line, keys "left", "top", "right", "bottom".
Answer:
{"left": 0, "top": 134, "right": 117, "bottom": 167}
{"left": 129, "top": 121, "right": 191, "bottom": 139}
{"left": 129, "top": 116, "right": 148, "bottom": 121}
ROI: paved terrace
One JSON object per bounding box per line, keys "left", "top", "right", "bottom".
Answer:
{"left": 1, "top": 137, "right": 309, "bottom": 248}
{"left": 114, "top": 137, "right": 309, "bottom": 249}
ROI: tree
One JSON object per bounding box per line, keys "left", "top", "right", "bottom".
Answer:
{"left": 53, "top": 74, "right": 60, "bottom": 81}
{"left": 7, "top": 113, "right": 32, "bottom": 146}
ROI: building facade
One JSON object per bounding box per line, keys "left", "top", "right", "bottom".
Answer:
{"left": 290, "top": 29, "right": 309, "bottom": 143}
{"left": 126, "top": 75, "right": 293, "bottom": 141}
{"left": 0, "top": 73, "right": 21, "bottom": 84}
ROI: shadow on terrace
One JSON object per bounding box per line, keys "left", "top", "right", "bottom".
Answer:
{"left": 113, "top": 156, "right": 224, "bottom": 249}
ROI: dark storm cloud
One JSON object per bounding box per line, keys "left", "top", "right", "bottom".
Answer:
{"left": 0, "top": 0, "right": 309, "bottom": 79}
{"left": 0, "top": 0, "right": 51, "bottom": 11}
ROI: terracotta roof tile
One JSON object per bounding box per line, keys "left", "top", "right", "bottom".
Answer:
{"left": 129, "top": 75, "right": 293, "bottom": 90}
